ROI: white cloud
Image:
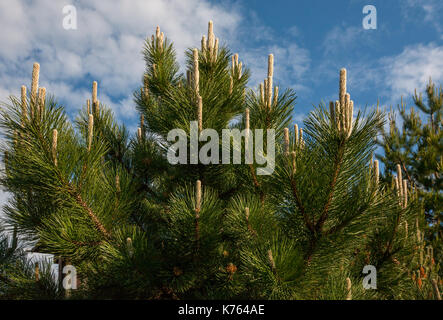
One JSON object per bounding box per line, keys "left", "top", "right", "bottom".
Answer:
{"left": 293, "top": 113, "right": 306, "bottom": 125}
{"left": 404, "top": 0, "right": 443, "bottom": 35}
{"left": 381, "top": 43, "right": 443, "bottom": 101}
{"left": 323, "top": 26, "right": 364, "bottom": 55}
{"left": 320, "top": 42, "right": 443, "bottom": 107}
{"left": 0, "top": 0, "right": 243, "bottom": 123}
{"left": 239, "top": 43, "right": 310, "bottom": 95}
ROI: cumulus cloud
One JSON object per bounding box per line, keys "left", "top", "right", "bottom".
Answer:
{"left": 240, "top": 43, "right": 310, "bottom": 93}
{"left": 321, "top": 42, "right": 443, "bottom": 106}
{"left": 381, "top": 43, "right": 443, "bottom": 100}
{"left": 0, "top": 0, "right": 243, "bottom": 122}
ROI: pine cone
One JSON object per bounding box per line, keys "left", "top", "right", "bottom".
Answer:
{"left": 420, "top": 266, "right": 425, "bottom": 278}
{"left": 226, "top": 263, "right": 237, "bottom": 274}
{"left": 417, "top": 277, "right": 422, "bottom": 289}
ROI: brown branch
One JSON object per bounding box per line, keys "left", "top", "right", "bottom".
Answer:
{"left": 249, "top": 164, "right": 264, "bottom": 204}
{"left": 383, "top": 208, "right": 404, "bottom": 258}
{"left": 290, "top": 177, "right": 314, "bottom": 233}
{"left": 23, "top": 121, "right": 112, "bottom": 250}
{"left": 55, "top": 166, "right": 112, "bottom": 240}
{"left": 399, "top": 160, "right": 413, "bottom": 185}
{"left": 249, "top": 164, "right": 260, "bottom": 188}
{"left": 316, "top": 143, "right": 345, "bottom": 232}
{"left": 49, "top": 144, "right": 111, "bottom": 240}
{"left": 305, "top": 143, "right": 345, "bottom": 262}
{"left": 245, "top": 208, "right": 257, "bottom": 237}
{"left": 74, "top": 193, "right": 111, "bottom": 239}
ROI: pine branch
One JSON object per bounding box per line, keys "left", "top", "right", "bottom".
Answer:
{"left": 316, "top": 141, "right": 345, "bottom": 232}
{"left": 249, "top": 164, "right": 264, "bottom": 204}
{"left": 73, "top": 192, "right": 111, "bottom": 239}
{"left": 290, "top": 177, "right": 314, "bottom": 233}
{"left": 0, "top": 273, "right": 13, "bottom": 285}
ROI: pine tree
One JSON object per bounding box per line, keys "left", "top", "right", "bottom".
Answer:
{"left": 377, "top": 79, "right": 443, "bottom": 284}
{"left": 0, "top": 22, "right": 440, "bottom": 300}
{"left": 0, "top": 223, "right": 62, "bottom": 299}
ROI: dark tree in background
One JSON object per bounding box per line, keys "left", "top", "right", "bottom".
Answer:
{"left": 0, "top": 22, "right": 441, "bottom": 300}
{"left": 377, "top": 79, "right": 442, "bottom": 279}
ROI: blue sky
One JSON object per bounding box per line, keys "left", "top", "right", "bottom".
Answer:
{"left": 238, "top": 0, "right": 443, "bottom": 116}
{"left": 0, "top": 0, "right": 442, "bottom": 145}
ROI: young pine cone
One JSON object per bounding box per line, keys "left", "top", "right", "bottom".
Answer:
{"left": 226, "top": 263, "right": 237, "bottom": 280}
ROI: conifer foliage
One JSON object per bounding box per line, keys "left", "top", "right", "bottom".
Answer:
{"left": 377, "top": 79, "right": 443, "bottom": 286}
{"left": 0, "top": 22, "right": 441, "bottom": 300}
